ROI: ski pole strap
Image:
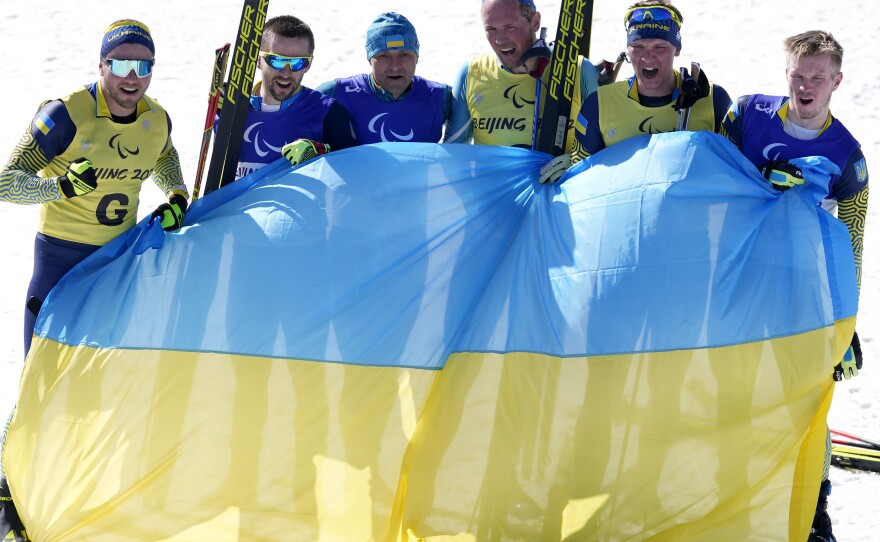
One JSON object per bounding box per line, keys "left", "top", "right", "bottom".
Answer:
{"left": 521, "top": 29, "right": 551, "bottom": 79}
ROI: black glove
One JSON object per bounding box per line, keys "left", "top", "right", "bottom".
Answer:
{"left": 833, "top": 331, "right": 863, "bottom": 381}
{"left": 58, "top": 158, "right": 98, "bottom": 198}
{"left": 673, "top": 64, "right": 711, "bottom": 111}
{"left": 760, "top": 160, "right": 804, "bottom": 191}
{"left": 151, "top": 192, "right": 188, "bottom": 231}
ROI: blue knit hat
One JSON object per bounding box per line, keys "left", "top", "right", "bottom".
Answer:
{"left": 100, "top": 20, "right": 155, "bottom": 58}
{"left": 365, "top": 12, "right": 419, "bottom": 60}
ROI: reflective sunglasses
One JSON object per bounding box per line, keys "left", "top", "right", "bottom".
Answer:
{"left": 104, "top": 58, "right": 154, "bottom": 78}
{"left": 624, "top": 6, "right": 682, "bottom": 30}
{"left": 259, "top": 51, "right": 312, "bottom": 72}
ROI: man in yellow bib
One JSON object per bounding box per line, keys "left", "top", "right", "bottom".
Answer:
{"left": 443, "top": 0, "right": 599, "bottom": 182}
{"left": 573, "top": 1, "right": 731, "bottom": 155}
{"left": 0, "top": 19, "right": 188, "bottom": 357}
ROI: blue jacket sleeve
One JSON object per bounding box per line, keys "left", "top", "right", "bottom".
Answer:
{"left": 442, "top": 62, "right": 472, "bottom": 144}
{"left": 722, "top": 95, "right": 751, "bottom": 149}
{"left": 573, "top": 92, "right": 604, "bottom": 155}
{"left": 315, "top": 80, "right": 338, "bottom": 99}
{"left": 323, "top": 101, "right": 357, "bottom": 150}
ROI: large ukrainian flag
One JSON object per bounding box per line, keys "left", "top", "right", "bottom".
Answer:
{"left": 2, "top": 132, "right": 857, "bottom": 541}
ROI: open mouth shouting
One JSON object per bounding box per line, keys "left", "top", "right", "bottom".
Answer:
{"left": 496, "top": 45, "right": 523, "bottom": 70}
{"left": 641, "top": 67, "right": 660, "bottom": 79}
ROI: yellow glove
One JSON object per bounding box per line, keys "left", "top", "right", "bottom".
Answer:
{"left": 281, "top": 139, "right": 330, "bottom": 167}
{"left": 761, "top": 160, "right": 805, "bottom": 191}
{"left": 59, "top": 158, "right": 98, "bottom": 198}
{"left": 833, "top": 332, "right": 862, "bottom": 381}
{"left": 151, "top": 192, "right": 188, "bottom": 231}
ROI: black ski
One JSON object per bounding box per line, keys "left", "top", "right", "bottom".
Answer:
{"left": 203, "top": 0, "right": 269, "bottom": 195}
{"left": 577, "top": 0, "right": 595, "bottom": 59}
{"left": 831, "top": 443, "right": 880, "bottom": 473}
{"left": 830, "top": 428, "right": 880, "bottom": 473}
{"left": 536, "top": 0, "right": 592, "bottom": 156}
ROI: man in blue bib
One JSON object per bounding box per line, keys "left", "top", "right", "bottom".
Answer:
{"left": 723, "top": 31, "right": 869, "bottom": 542}
{"left": 315, "top": 12, "right": 452, "bottom": 145}
{"left": 236, "top": 15, "right": 357, "bottom": 178}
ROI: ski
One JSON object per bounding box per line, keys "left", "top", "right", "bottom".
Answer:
{"left": 831, "top": 443, "right": 880, "bottom": 473}
{"left": 192, "top": 43, "right": 231, "bottom": 201}
{"left": 203, "top": 0, "right": 269, "bottom": 195}
{"left": 535, "top": 0, "right": 591, "bottom": 156}
{"left": 577, "top": 0, "right": 595, "bottom": 59}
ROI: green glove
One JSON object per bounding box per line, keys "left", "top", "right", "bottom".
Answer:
{"left": 151, "top": 192, "right": 188, "bottom": 231}
{"left": 281, "top": 139, "right": 330, "bottom": 167}
{"left": 760, "top": 160, "right": 804, "bottom": 191}
{"left": 58, "top": 157, "right": 98, "bottom": 198}
{"left": 833, "top": 331, "right": 862, "bottom": 381}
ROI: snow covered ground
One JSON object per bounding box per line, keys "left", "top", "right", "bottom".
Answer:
{"left": 0, "top": 0, "right": 877, "bottom": 538}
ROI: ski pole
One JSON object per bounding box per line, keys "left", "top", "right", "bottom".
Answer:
{"left": 830, "top": 428, "right": 880, "bottom": 451}
{"left": 192, "top": 43, "right": 231, "bottom": 201}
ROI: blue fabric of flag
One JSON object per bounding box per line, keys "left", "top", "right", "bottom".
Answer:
{"left": 35, "top": 132, "right": 857, "bottom": 365}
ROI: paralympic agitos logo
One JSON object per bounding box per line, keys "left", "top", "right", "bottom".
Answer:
{"left": 503, "top": 85, "right": 534, "bottom": 109}
{"left": 108, "top": 134, "right": 140, "bottom": 159}
{"left": 638, "top": 117, "right": 668, "bottom": 135}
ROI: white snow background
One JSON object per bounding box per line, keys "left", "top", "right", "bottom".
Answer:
{"left": 0, "top": 1, "right": 877, "bottom": 538}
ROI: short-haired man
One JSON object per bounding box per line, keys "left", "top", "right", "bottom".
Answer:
{"left": 0, "top": 21, "right": 188, "bottom": 537}
{"left": 0, "top": 19, "right": 188, "bottom": 357}
{"left": 574, "top": 1, "right": 731, "bottom": 155}
{"left": 316, "top": 12, "right": 452, "bottom": 144}
{"left": 443, "top": 0, "right": 598, "bottom": 182}
{"left": 236, "top": 15, "right": 356, "bottom": 178}
{"left": 723, "top": 31, "right": 869, "bottom": 542}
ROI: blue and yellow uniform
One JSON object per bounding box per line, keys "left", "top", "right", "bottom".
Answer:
{"left": 725, "top": 92, "right": 870, "bottom": 540}
{"left": 317, "top": 74, "right": 452, "bottom": 144}
{"left": 574, "top": 72, "right": 732, "bottom": 155}
{"left": 723, "top": 93, "right": 869, "bottom": 289}
{"left": 0, "top": 81, "right": 186, "bottom": 354}
{"left": 444, "top": 53, "right": 598, "bottom": 151}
